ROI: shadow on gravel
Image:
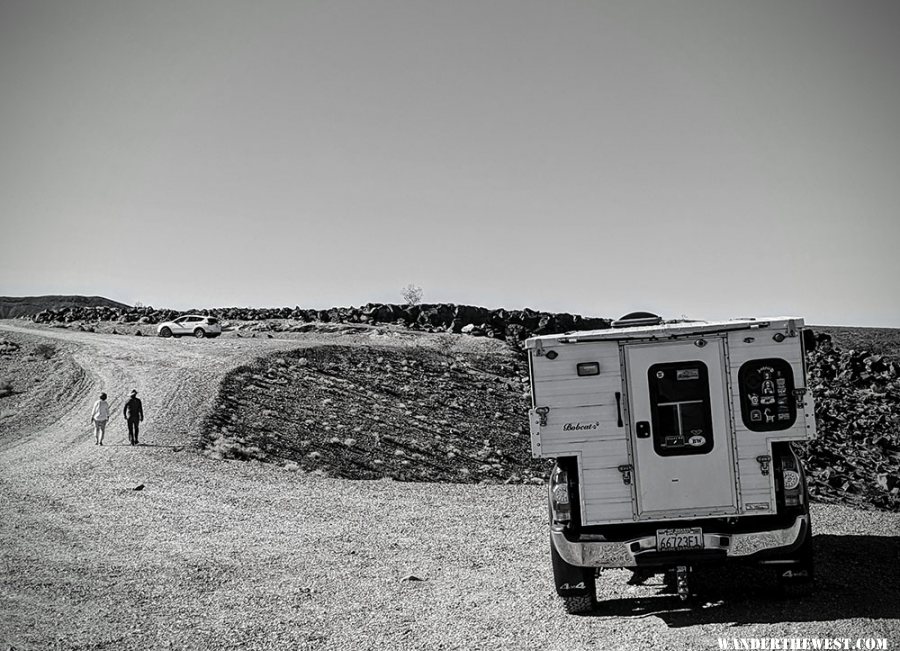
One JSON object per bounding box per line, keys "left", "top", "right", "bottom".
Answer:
{"left": 105, "top": 443, "right": 184, "bottom": 450}
{"left": 588, "top": 535, "right": 900, "bottom": 626}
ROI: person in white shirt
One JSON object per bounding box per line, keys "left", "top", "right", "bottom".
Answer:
{"left": 91, "top": 393, "right": 110, "bottom": 445}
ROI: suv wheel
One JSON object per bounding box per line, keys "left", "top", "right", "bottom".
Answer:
{"left": 158, "top": 327, "right": 172, "bottom": 338}
{"left": 194, "top": 328, "right": 206, "bottom": 339}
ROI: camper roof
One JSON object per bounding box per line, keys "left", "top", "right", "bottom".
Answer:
{"left": 525, "top": 316, "right": 805, "bottom": 347}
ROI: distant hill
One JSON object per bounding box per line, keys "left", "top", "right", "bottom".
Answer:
{"left": 0, "top": 295, "right": 130, "bottom": 319}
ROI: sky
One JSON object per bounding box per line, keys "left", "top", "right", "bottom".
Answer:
{"left": 1, "top": 1, "right": 899, "bottom": 326}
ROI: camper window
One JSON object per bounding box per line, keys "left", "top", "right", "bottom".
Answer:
{"left": 738, "top": 358, "right": 797, "bottom": 431}
{"left": 647, "top": 361, "right": 715, "bottom": 456}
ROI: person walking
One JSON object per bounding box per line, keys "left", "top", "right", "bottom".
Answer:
{"left": 123, "top": 389, "right": 144, "bottom": 446}
{"left": 90, "top": 392, "right": 110, "bottom": 445}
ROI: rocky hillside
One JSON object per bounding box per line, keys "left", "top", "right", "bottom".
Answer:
{"left": 200, "top": 343, "right": 542, "bottom": 484}
{"left": 0, "top": 295, "right": 129, "bottom": 319}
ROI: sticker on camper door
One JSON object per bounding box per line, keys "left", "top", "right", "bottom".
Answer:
{"left": 688, "top": 435, "right": 706, "bottom": 447}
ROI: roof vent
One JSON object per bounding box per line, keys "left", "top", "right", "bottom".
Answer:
{"left": 611, "top": 311, "right": 663, "bottom": 328}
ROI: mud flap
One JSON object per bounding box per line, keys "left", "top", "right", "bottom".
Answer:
{"left": 550, "top": 537, "right": 596, "bottom": 597}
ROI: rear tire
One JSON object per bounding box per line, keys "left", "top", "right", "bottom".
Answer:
{"left": 158, "top": 327, "right": 172, "bottom": 338}
{"left": 194, "top": 328, "right": 206, "bottom": 339}
{"left": 563, "top": 594, "right": 596, "bottom": 615}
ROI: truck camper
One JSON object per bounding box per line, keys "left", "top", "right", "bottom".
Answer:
{"left": 527, "top": 313, "right": 817, "bottom": 613}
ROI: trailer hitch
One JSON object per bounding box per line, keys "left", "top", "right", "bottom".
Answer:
{"left": 676, "top": 565, "right": 691, "bottom": 601}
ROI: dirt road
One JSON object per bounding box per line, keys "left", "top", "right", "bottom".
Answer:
{"left": 1, "top": 323, "right": 897, "bottom": 650}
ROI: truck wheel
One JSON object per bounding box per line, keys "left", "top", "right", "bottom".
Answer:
{"left": 551, "top": 539, "right": 597, "bottom": 614}
{"left": 563, "top": 594, "right": 596, "bottom": 615}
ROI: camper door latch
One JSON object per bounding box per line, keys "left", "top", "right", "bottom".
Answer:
{"left": 617, "top": 464, "right": 633, "bottom": 485}
{"left": 535, "top": 406, "right": 550, "bottom": 427}
{"left": 756, "top": 455, "right": 772, "bottom": 476}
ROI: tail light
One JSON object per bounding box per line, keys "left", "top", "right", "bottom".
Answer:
{"left": 780, "top": 454, "right": 804, "bottom": 507}
{"left": 549, "top": 465, "right": 572, "bottom": 524}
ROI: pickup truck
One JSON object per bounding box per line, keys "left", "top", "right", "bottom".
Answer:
{"left": 527, "top": 313, "right": 816, "bottom": 613}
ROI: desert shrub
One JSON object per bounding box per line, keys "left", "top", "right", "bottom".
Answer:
{"left": 0, "top": 380, "right": 13, "bottom": 398}
{"left": 33, "top": 343, "right": 56, "bottom": 360}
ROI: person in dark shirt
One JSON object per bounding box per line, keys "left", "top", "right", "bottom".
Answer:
{"left": 123, "top": 389, "right": 144, "bottom": 446}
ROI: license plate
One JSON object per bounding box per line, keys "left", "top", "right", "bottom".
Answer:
{"left": 656, "top": 527, "right": 703, "bottom": 552}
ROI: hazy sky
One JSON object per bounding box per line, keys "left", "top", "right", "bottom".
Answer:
{"left": 2, "top": 1, "right": 898, "bottom": 326}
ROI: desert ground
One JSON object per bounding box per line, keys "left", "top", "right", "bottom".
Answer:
{"left": 0, "top": 320, "right": 898, "bottom": 650}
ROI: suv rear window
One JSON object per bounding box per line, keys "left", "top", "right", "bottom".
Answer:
{"left": 206, "top": 317, "right": 218, "bottom": 325}
{"left": 647, "top": 361, "right": 714, "bottom": 456}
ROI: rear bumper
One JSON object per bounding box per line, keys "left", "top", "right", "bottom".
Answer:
{"left": 551, "top": 514, "right": 808, "bottom": 568}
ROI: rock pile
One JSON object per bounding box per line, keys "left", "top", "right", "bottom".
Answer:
{"left": 30, "top": 303, "right": 611, "bottom": 345}
{"left": 800, "top": 332, "right": 900, "bottom": 511}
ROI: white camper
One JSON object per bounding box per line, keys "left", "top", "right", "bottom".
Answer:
{"left": 527, "top": 313, "right": 817, "bottom": 613}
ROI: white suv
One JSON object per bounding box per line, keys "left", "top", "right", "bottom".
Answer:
{"left": 156, "top": 315, "right": 222, "bottom": 339}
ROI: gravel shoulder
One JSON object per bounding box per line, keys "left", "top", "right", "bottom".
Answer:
{"left": 0, "top": 322, "right": 898, "bottom": 651}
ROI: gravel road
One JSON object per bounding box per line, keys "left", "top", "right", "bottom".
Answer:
{"left": 1, "top": 322, "right": 897, "bottom": 651}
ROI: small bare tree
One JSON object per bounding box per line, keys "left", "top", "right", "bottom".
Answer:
{"left": 401, "top": 284, "right": 423, "bottom": 307}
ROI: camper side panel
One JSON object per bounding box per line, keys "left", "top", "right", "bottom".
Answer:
{"left": 726, "top": 331, "right": 815, "bottom": 514}
{"left": 529, "top": 340, "right": 634, "bottom": 523}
